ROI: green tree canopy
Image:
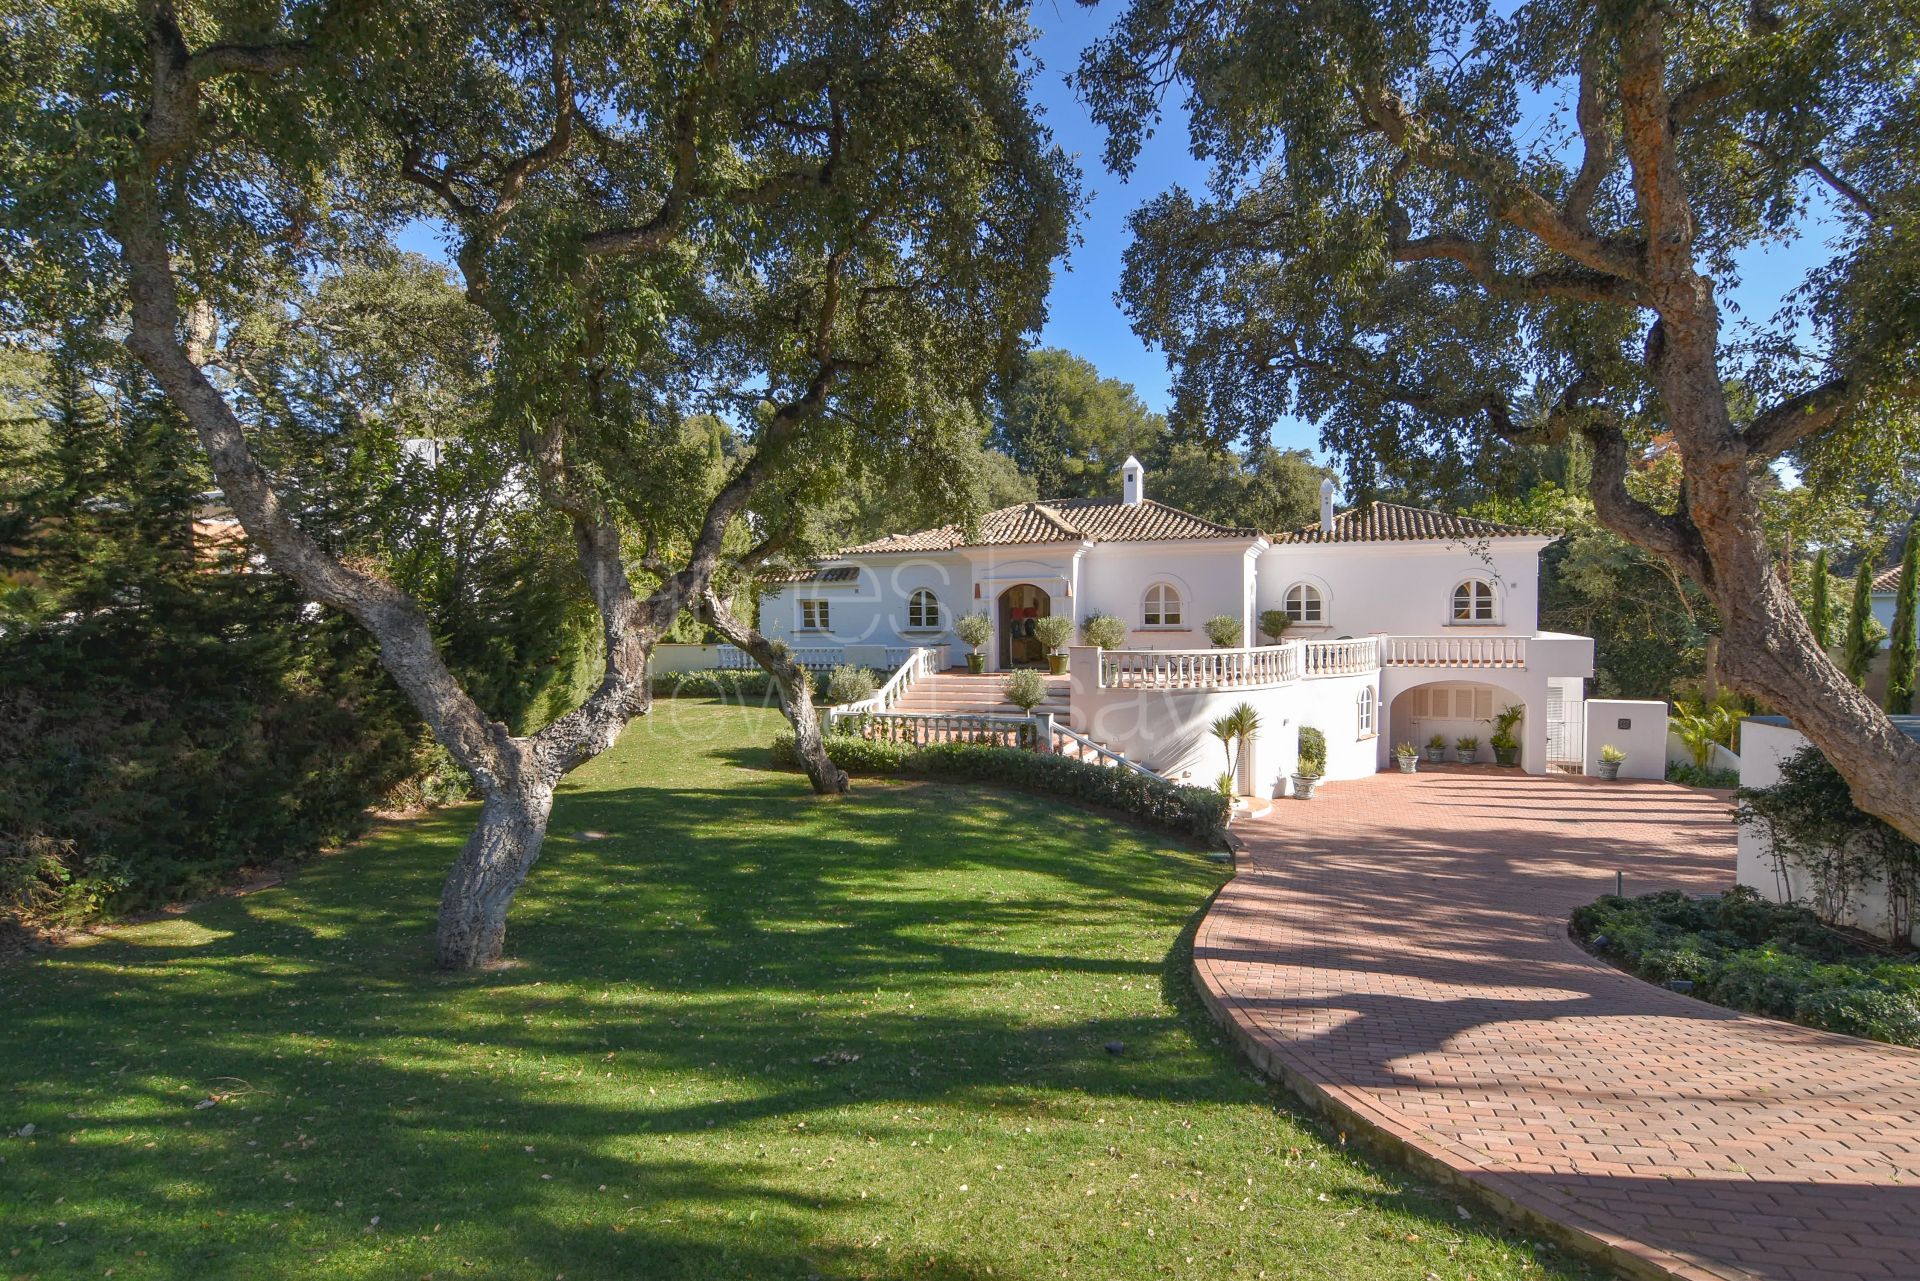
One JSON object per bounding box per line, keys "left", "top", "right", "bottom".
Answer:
{"left": 1078, "top": 0, "right": 1920, "bottom": 837}
{"left": 991, "top": 347, "right": 1166, "bottom": 498}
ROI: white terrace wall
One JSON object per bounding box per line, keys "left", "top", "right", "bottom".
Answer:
{"left": 651, "top": 643, "right": 723, "bottom": 675}
{"left": 1582, "top": 699, "right": 1668, "bottom": 779}
{"left": 1736, "top": 717, "right": 1920, "bottom": 947}
{"left": 1067, "top": 646, "right": 1378, "bottom": 797}
{"left": 1074, "top": 540, "right": 1258, "bottom": 653}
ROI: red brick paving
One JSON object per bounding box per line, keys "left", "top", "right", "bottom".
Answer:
{"left": 1197, "top": 767, "right": 1920, "bottom": 1281}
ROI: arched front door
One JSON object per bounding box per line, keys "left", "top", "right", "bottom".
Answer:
{"left": 996, "top": 584, "right": 1050, "bottom": 670}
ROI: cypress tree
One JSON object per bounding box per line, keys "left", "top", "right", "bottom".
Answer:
{"left": 1810, "top": 549, "right": 1832, "bottom": 650}
{"left": 1889, "top": 540, "right": 1918, "bottom": 714}
{"left": 1843, "top": 561, "right": 1878, "bottom": 688}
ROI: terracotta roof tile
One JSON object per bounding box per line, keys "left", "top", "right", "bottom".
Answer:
{"left": 1874, "top": 564, "right": 1903, "bottom": 592}
{"left": 835, "top": 498, "right": 1257, "bottom": 555}
{"left": 761, "top": 564, "right": 861, "bottom": 585}
{"left": 1271, "top": 501, "right": 1552, "bottom": 544}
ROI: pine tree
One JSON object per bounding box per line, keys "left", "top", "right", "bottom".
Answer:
{"left": 1809, "top": 549, "right": 1832, "bottom": 650}
{"left": 1843, "top": 561, "right": 1879, "bottom": 688}
{"left": 1889, "top": 539, "right": 1918, "bottom": 714}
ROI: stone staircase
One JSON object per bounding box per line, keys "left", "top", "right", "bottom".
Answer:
{"left": 889, "top": 667, "right": 1070, "bottom": 717}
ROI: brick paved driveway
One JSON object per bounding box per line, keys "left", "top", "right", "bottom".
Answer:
{"left": 1199, "top": 768, "right": 1920, "bottom": 1281}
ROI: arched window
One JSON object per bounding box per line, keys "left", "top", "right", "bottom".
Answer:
{"left": 907, "top": 589, "right": 941, "bottom": 630}
{"left": 1283, "top": 583, "right": 1324, "bottom": 624}
{"left": 1142, "top": 582, "right": 1183, "bottom": 626}
{"left": 1451, "top": 578, "right": 1496, "bottom": 622}
{"left": 1357, "top": 685, "right": 1376, "bottom": 737}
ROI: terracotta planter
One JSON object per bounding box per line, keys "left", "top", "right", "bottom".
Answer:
{"left": 1292, "top": 773, "right": 1320, "bottom": 799}
{"left": 966, "top": 653, "right": 985, "bottom": 674}
{"left": 1047, "top": 654, "right": 1068, "bottom": 675}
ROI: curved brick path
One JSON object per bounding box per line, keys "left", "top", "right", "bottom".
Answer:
{"left": 1197, "top": 770, "right": 1920, "bottom": 1281}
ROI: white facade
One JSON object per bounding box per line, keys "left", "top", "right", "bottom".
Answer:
{"left": 757, "top": 469, "right": 1595, "bottom": 785}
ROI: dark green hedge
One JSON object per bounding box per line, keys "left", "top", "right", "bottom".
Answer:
{"left": 1572, "top": 887, "right": 1920, "bottom": 1046}
{"left": 770, "top": 729, "right": 1230, "bottom": 842}
{"left": 652, "top": 668, "right": 831, "bottom": 700}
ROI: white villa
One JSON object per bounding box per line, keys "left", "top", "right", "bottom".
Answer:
{"left": 727, "top": 458, "right": 1596, "bottom": 796}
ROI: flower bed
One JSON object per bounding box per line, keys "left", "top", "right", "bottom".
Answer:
{"left": 770, "top": 729, "right": 1230, "bottom": 842}
{"left": 1572, "top": 886, "right": 1920, "bottom": 1046}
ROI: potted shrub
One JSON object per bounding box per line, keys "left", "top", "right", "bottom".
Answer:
{"left": 1490, "top": 704, "right": 1523, "bottom": 766}
{"left": 1033, "top": 614, "right": 1075, "bottom": 675}
{"left": 1598, "top": 744, "right": 1626, "bottom": 781}
{"left": 825, "top": 663, "right": 877, "bottom": 707}
{"left": 1454, "top": 734, "right": 1480, "bottom": 764}
{"left": 1080, "top": 611, "right": 1128, "bottom": 682}
{"left": 1293, "top": 725, "right": 1326, "bottom": 798}
{"left": 1393, "top": 742, "right": 1419, "bottom": 773}
{"left": 1003, "top": 667, "right": 1049, "bottom": 712}
{"left": 954, "top": 611, "right": 992, "bottom": 674}
{"left": 1204, "top": 614, "right": 1243, "bottom": 648}
{"left": 1423, "top": 733, "right": 1447, "bottom": 764}
{"left": 1259, "top": 609, "right": 1293, "bottom": 645}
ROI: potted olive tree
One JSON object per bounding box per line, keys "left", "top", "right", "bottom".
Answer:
{"left": 1034, "top": 614, "right": 1075, "bottom": 675}
{"left": 1292, "top": 725, "right": 1326, "bottom": 798}
{"left": 954, "top": 611, "right": 993, "bottom": 674}
{"left": 1003, "top": 667, "right": 1049, "bottom": 712}
{"left": 1490, "top": 704, "right": 1524, "bottom": 766}
{"left": 1394, "top": 742, "right": 1419, "bottom": 773}
{"left": 1598, "top": 744, "right": 1626, "bottom": 781}
{"left": 1205, "top": 614, "right": 1243, "bottom": 648}
{"left": 1259, "top": 609, "right": 1292, "bottom": 645}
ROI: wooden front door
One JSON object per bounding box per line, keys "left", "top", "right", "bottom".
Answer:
{"left": 996, "top": 584, "right": 1050, "bottom": 669}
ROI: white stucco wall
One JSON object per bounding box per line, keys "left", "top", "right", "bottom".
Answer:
{"left": 759, "top": 551, "right": 974, "bottom": 656}
{"left": 1736, "top": 717, "right": 1919, "bottom": 946}
{"left": 1255, "top": 539, "right": 1550, "bottom": 640}
{"left": 1582, "top": 699, "right": 1668, "bottom": 779}
{"left": 1072, "top": 540, "right": 1258, "bottom": 653}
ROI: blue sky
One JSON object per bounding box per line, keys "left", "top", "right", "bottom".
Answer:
{"left": 1024, "top": 3, "right": 1836, "bottom": 460}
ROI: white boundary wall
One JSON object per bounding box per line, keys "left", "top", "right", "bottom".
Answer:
{"left": 1736, "top": 717, "right": 1919, "bottom": 946}
{"left": 1582, "top": 699, "right": 1668, "bottom": 779}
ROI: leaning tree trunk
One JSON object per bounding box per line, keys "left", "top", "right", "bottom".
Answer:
{"left": 436, "top": 779, "right": 557, "bottom": 968}
{"left": 699, "top": 590, "right": 848, "bottom": 794}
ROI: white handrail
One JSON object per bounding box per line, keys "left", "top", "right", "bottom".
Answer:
{"left": 718, "top": 643, "right": 845, "bottom": 672}
{"left": 1382, "top": 634, "right": 1528, "bottom": 669}
{"left": 1100, "top": 638, "right": 1383, "bottom": 691}
{"left": 833, "top": 646, "right": 938, "bottom": 717}
{"left": 1299, "top": 637, "right": 1381, "bottom": 677}
{"left": 1050, "top": 723, "right": 1167, "bottom": 780}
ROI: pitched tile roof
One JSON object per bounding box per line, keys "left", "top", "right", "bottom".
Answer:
{"left": 836, "top": 498, "right": 1258, "bottom": 555}
{"left": 1874, "top": 564, "right": 1904, "bottom": 592}
{"left": 761, "top": 564, "right": 861, "bottom": 585}
{"left": 1271, "top": 500, "right": 1552, "bottom": 544}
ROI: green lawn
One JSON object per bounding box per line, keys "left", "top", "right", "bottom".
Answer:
{"left": 1, "top": 701, "right": 1595, "bottom": 1280}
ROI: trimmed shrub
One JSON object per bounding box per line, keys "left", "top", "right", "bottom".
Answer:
{"left": 825, "top": 663, "right": 878, "bottom": 706}
{"left": 1571, "top": 886, "right": 1920, "bottom": 1047}
{"left": 1258, "top": 609, "right": 1292, "bottom": 643}
{"left": 1296, "top": 725, "right": 1326, "bottom": 777}
{"left": 1002, "top": 667, "right": 1050, "bottom": 711}
{"left": 652, "top": 668, "right": 828, "bottom": 700}
{"left": 1033, "top": 614, "right": 1074, "bottom": 654}
{"left": 1204, "top": 614, "right": 1243, "bottom": 647}
{"left": 770, "top": 731, "right": 1229, "bottom": 842}
{"left": 1080, "top": 612, "right": 1127, "bottom": 651}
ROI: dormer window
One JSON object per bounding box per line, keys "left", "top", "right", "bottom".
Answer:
{"left": 1283, "top": 583, "right": 1324, "bottom": 625}
{"left": 1142, "top": 582, "right": 1183, "bottom": 626}
{"left": 1451, "top": 578, "right": 1496, "bottom": 622}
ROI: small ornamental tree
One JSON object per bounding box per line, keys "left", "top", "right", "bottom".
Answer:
{"left": 954, "top": 612, "right": 994, "bottom": 659}
{"left": 1033, "top": 614, "right": 1075, "bottom": 656}
{"left": 1259, "top": 609, "right": 1292, "bottom": 644}
{"left": 1080, "top": 612, "right": 1128, "bottom": 651}
{"left": 1204, "top": 614, "right": 1243, "bottom": 647}
{"left": 1889, "top": 541, "right": 1918, "bottom": 714}
{"left": 1810, "top": 550, "right": 1834, "bottom": 651}
{"left": 1002, "top": 668, "right": 1050, "bottom": 712}
{"left": 1844, "top": 565, "right": 1881, "bottom": 688}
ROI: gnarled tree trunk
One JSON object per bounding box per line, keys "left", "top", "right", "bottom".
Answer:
{"left": 436, "top": 776, "right": 557, "bottom": 969}
{"left": 698, "top": 589, "right": 847, "bottom": 794}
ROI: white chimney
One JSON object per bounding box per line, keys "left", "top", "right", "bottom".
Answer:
{"left": 1319, "top": 478, "right": 1335, "bottom": 534}
{"left": 1121, "top": 455, "right": 1145, "bottom": 506}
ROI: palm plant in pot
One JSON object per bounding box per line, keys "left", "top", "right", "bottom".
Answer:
{"left": 1424, "top": 733, "right": 1447, "bottom": 764}
{"left": 1490, "top": 704, "right": 1524, "bottom": 766}
{"left": 1598, "top": 744, "right": 1627, "bottom": 781}
{"left": 1033, "top": 614, "right": 1075, "bottom": 675}
{"left": 1454, "top": 734, "right": 1480, "bottom": 764}
{"left": 1210, "top": 702, "right": 1261, "bottom": 799}
{"left": 954, "top": 611, "right": 992, "bottom": 674}
{"left": 1394, "top": 742, "right": 1419, "bottom": 773}
{"left": 1293, "top": 725, "right": 1326, "bottom": 798}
